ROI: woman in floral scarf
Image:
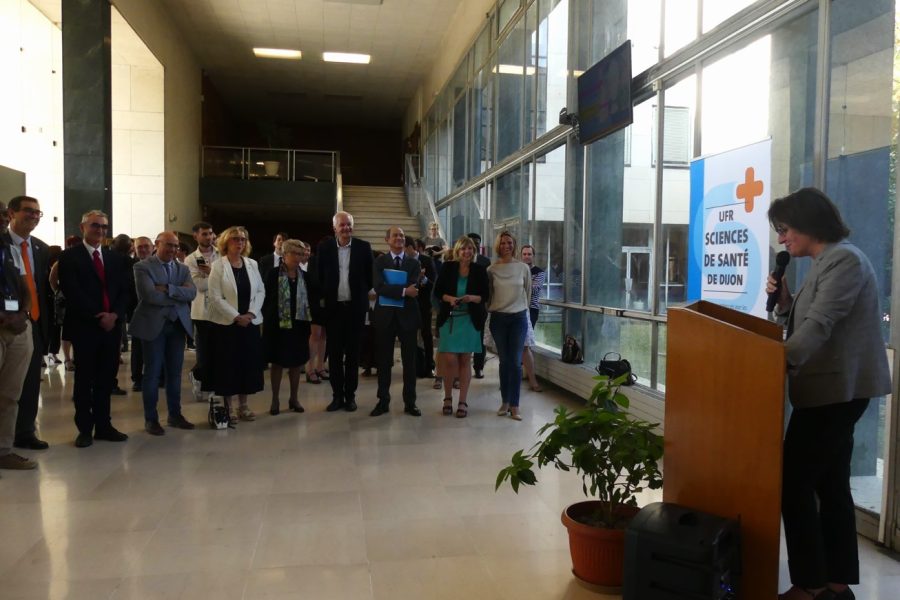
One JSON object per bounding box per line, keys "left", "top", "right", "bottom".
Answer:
{"left": 262, "top": 238, "right": 316, "bottom": 415}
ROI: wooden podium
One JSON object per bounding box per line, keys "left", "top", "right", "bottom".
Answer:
{"left": 665, "top": 301, "right": 785, "bottom": 599}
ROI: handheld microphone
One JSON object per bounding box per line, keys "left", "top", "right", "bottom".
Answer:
{"left": 766, "top": 251, "right": 791, "bottom": 313}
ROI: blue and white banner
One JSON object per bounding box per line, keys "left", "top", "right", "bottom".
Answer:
{"left": 688, "top": 139, "right": 772, "bottom": 317}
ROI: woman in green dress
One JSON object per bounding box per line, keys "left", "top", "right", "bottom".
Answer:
{"left": 433, "top": 235, "right": 489, "bottom": 417}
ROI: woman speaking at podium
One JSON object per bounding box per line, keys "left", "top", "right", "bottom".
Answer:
{"left": 766, "top": 188, "right": 890, "bottom": 600}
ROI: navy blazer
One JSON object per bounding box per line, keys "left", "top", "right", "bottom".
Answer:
{"left": 372, "top": 252, "right": 421, "bottom": 331}
{"left": 58, "top": 245, "right": 128, "bottom": 336}
{"left": 1, "top": 232, "right": 51, "bottom": 346}
{"left": 433, "top": 261, "right": 489, "bottom": 331}
{"left": 129, "top": 256, "right": 197, "bottom": 341}
{"left": 316, "top": 237, "right": 374, "bottom": 321}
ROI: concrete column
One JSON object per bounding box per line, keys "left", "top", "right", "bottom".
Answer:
{"left": 62, "top": 0, "right": 112, "bottom": 235}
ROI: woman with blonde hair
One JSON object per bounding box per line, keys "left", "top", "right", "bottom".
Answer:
{"left": 205, "top": 226, "right": 266, "bottom": 424}
{"left": 487, "top": 231, "right": 531, "bottom": 420}
{"left": 433, "top": 235, "right": 489, "bottom": 417}
{"left": 262, "top": 239, "right": 315, "bottom": 415}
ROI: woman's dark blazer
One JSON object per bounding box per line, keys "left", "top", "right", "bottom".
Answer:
{"left": 433, "top": 261, "right": 489, "bottom": 331}
{"left": 261, "top": 267, "right": 317, "bottom": 325}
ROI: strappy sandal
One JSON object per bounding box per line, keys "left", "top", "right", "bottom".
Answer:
{"left": 442, "top": 398, "right": 453, "bottom": 416}
{"left": 306, "top": 372, "right": 321, "bottom": 384}
{"left": 455, "top": 402, "right": 468, "bottom": 418}
{"left": 317, "top": 369, "right": 330, "bottom": 381}
{"left": 432, "top": 378, "right": 442, "bottom": 390}
{"left": 65, "top": 360, "right": 75, "bottom": 372}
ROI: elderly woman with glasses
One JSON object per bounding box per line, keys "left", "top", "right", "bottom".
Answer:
{"left": 262, "top": 238, "right": 315, "bottom": 415}
{"left": 205, "top": 226, "right": 266, "bottom": 425}
{"left": 766, "top": 188, "right": 890, "bottom": 600}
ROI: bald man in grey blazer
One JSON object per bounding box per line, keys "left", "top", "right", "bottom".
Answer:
{"left": 130, "top": 232, "right": 197, "bottom": 435}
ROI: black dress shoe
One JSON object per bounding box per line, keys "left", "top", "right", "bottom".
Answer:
{"left": 144, "top": 421, "right": 165, "bottom": 436}
{"left": 344, "top": 399, "right": 358, "bottom": 412}
{"left": 94, "top": 427, "right": 128, "bottom": 442}
{"left": 370, "top": 402, "right": 389, "bottom": 416}
{"left": 111, "top": 386, "right": 127, "bottom": 396}
{"left": 167, "top": 415, "right": 195, "bottom": 430}
{"left": 326, "top": 398, "right": 344, "bottom": 412}
{"left": 404, "top": 405, "right": 422, "bottom": 417}
{"left": 288, "top": 400, "right": 305, "bottom": 413}
{"left": 14, "top": 435, "right": 49, "bottom": 450}
{"left": 474, "top": 369, "right": 484, "bottom": 379}
{"left": 75, "top": 433, "right": 93, "bottom": 448}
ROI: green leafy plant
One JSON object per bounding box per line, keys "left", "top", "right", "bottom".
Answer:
{"left": 496, "top": 373, "right": 664, "bottom": 528}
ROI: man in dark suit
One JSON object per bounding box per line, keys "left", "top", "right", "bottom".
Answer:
{"left": 130, "top": 231, "right": 197, "bottom": 436}
{"left": 129, "top": 236, "right": 153, "bottom": 391}
{"left": 405, "top": 236, "right": 436, "bottom": 376}
{"left": 258, "top": 231, "right": 287, "bottom": 281}
{"left": 371, "top": 227, "right": 422, "bottom": 417}
{"left": 468, "top": 232, "right": 491, "bottom": 378}
{"left": 317, "top": 212, "right": 373, "bottom": 412}
{"left": 58, "top": 210, "right": 129, "bottom": 448}
{"left": 3, "top": 196, "right": 51, "bottom": 450}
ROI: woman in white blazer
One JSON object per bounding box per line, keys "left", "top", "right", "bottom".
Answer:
{"left": 767, "top": 188, "right": 890, "bottom": 600}
{"left": 205, "top": 226, "right": 266, "bottom": 423}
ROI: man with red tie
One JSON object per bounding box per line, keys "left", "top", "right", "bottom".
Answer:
{"left": 2, "top": 196, "right": 51, "bottom": 453}
{"left": 58, "top": 210, "right": 129, "bottom": 448}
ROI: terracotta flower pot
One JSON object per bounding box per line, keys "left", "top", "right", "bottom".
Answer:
{"left": 561, "top": 500, "right": 640, "bottom": 589}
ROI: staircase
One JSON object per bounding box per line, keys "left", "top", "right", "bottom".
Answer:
{"left": 341, "top": 185, "right": 422, "bottom": 251}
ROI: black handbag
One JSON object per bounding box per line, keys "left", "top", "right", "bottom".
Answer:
{"left": 561, "top": 335, "right": 584, "bottom": 364}
{"left": 596, "top": 352, "right": 637, "bottom": 385}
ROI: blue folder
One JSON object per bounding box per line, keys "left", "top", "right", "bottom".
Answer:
{"left": 379, "top": 268, "right": 407, "bottom": 308}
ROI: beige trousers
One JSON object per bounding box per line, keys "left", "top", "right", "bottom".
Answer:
{"left": 0, "top": 321, "right": 33, "bottom": 454}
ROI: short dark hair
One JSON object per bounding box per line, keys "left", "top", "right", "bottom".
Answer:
{"left": 8, "top": 196, "right": 39, "bottom": 212}
{"left": 768, "top": 187, "right": 850, "bottom": 243}
{"left": 415, "top": 238, "right": 426, "bottom": 251}
{"left": 467, "top": 232, "right": 481, "bottom": 243}
{"left": 192, "top": 221, "right": 213, "bottom": 233}
{"left": 273, "top": 232, "right": 288, "bottom": 243}
{"left": 404, "top": 235, "right": 416, "bottom": 248}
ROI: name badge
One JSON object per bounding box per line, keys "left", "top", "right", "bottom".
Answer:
{"left": 4, "top": 298, "right": 19, "bottom": 312}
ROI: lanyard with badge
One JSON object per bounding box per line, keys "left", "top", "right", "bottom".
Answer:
{"left": 0, "top": 247, "right": 20, "bottom": 312}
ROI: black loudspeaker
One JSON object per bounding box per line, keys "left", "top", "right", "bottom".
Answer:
{"left": 623, "top": 502, "right": 741, "bottom": 600}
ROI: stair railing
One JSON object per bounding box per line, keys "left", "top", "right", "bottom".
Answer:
{"left": 404, "top": 153, "right": 440, "bottom": 241}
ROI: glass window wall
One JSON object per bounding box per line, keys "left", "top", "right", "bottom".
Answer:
{"left": 536, "top": 0, "right": 568, "bottom": 138}
{"left": 496, "top": 14, "right": 526, "bottom": 161}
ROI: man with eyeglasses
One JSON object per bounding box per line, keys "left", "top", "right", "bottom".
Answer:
{"left": 0, "top": 199, "right": 36, "bottom": 475}
{"left": 130, "top": 232, "right": 197, "bottom": 435}
{"left": 58, "top": 210, "right": 130, "bottom": 448}
{"left": 2, "top": 196, "right": 51, "bottom": 454}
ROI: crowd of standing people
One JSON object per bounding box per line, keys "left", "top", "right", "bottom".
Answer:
{"left": 0, "top": 199, "right": 547, "bottom": 476}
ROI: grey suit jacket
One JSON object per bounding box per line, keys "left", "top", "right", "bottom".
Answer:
{"left": 129, "top": 256, "right": 197, "bottom": 341}
{"left": 783, "top": 241, "right": 891, "bottom": 409}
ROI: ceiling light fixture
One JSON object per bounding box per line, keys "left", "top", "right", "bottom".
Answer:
{"left": 253, "top": 48, "right": 302, "bottom": 59}
{"left": 323, "top": 52, "right": 371, "bottom": 64}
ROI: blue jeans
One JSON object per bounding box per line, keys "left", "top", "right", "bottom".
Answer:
{"left": 141, "top": 320, "right": 186, "bottom": 422}
{"left": 489, "top": 310, "right": 528, "bottom": 408}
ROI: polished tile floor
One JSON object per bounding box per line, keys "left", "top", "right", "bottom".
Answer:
{"left": 1, "top": 351, "right": 898, "bottom": 599}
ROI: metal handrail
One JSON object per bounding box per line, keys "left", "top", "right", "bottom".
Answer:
{"left": 404, "top": 153, "right": 441, "bottom": 239}
{"left": 201, "top": 145, "right": 339, "bottom": 183}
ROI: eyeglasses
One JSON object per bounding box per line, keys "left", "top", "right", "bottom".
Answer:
{"left": 87, "top": 223, "right": 109, "bottom": 230}
{"left": 19, "top": 208, "right": 43, "bottom": 217}
{"left": 774, "top": 225, "right": 788, "bottom": 236}
{"left": 231, "top": 237, "right": 247, "bottom": 242}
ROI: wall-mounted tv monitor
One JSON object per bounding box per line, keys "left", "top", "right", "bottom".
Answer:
{"left": 576, "top": 40, "right": 633, "bottom": 145}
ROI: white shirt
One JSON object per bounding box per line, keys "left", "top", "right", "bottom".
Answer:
{"left": 84, "top": 241, "right": 103, "bottom": 265}
{"left": 337, "top": 239, "right": 352, "bottom": 301}
{"left": 6, "top": 230, "right": 30, "bottom": 276}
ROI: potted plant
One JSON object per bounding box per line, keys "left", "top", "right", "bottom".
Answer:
{"left": 495, "top": 373, "right": 664, "bottom": 589}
